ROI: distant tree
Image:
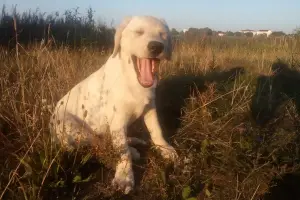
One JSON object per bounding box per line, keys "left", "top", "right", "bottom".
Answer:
{"left": 178, "top": 30, "right": 184, "bottom": 36}
{"left": 171, "top": 28, "right": 179, "bottom": 36}
{"left": 270, "top": 31, "right": 286, "bottom": 37}
{"left": 187, "top": 27, "right": 198, "bottom": 35}
{"left": 245, "top": 32, "right": 253, "bottom": 37}
{"left": 0, "top": 4, "right": 115, "bottom": 49}
{"left": 294, "top": 27, "right": 300, "bottom": 36}
{"left": 226, "top": 31, "right": 234, "bottom": 36}
{"left": 234, "top": 32, "right": 242, "bottom": 37}
{"left": 1, "top": 15, "right": 13, "bottom": 26}
{"left": 200, "top": 27, "right": 213, "bottom": 36}
{"left": 186, "top": 27, "right": 212, "bottom": 37}
{"left": 185, "top": 28, "right": 198, "bottom": 39}
{"left": 255, "top": 33, "right": 268, "bottom": 38}
{"left": 86, "top": 6, "right": 95, "bottom": 27}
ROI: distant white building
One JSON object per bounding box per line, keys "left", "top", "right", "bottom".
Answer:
{"left": 253, "top": 30, "right": 273, "bottom": 37}
{"left": 217, "top": 32, "right": 225, "bottom": 36}
{"left": 182, "top": 28, "right": 188, "bottom": 33}
{"left": 239, "top": 29, "right": 273, "bottom": 37}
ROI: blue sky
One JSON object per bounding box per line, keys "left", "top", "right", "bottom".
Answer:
{"left": 2, "top": 0, "right": 300, "bottom": 33}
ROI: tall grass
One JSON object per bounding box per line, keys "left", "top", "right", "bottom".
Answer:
{"left": 0, "top": 4, "right": 114, "bottom": 49}
{"left": 1, "top": 6, "right": 300, "bottom": 200}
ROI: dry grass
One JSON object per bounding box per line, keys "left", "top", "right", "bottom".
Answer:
{"left": 1, "top": 36, "right": 300, "bottom": 200}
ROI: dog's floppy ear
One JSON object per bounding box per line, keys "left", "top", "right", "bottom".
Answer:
{"left": 158, "top": 18, "right": 172, "bottom": 60}
{"left": 159, "top": 18, "right": 167, "bottom": 25}
{"left": 165, "top": 25, "right": 172, "bottom": 61}
{"left": 112, "top": 16, "right": 132, "bottom": 58}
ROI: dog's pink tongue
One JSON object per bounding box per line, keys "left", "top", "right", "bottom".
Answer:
{"left": 139, "top": 58, "right": 153, "bottom": 86}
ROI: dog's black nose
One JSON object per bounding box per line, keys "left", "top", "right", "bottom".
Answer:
{"left": 147, "top": 41, "right": 164, "bottom": 56}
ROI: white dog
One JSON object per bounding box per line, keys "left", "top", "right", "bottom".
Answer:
{"left": 49, "top": 16, "right": 178, "bottom": 194}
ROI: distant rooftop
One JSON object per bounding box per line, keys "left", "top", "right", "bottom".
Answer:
{"left": 240, "top": 29, "right": 255, "bottom": 32}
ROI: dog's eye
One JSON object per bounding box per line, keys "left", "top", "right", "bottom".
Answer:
{"left": 135, "top": 30, "right": 144, "bottom": 35}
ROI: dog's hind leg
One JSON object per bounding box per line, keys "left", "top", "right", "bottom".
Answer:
{"left": 127, "top": 137, "right": 147, "bottom": 146}
{"left": 127, "top": 137, "right": 147, "bottom": 161}
{"left": 129, "top": 147, "right": 140, "bottom": 161}
{"left": 50, "top": 112, "right": 96, "bottom": 151}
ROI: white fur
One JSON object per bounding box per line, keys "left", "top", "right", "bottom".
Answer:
{"left": 49, "top": 15, "right": 178, "bottom": 194}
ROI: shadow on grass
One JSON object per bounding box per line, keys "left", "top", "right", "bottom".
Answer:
{"left": 251, "top": 59, "right": 300, "bottom": 126}
{"left": 156, "top": 66, "right": 245, "bottom": 139}
{"left": 264, "top": 173, "right": 300, "bottom": 200}
{"left": 251, "top": 59, "right": 300, "bottom": 200}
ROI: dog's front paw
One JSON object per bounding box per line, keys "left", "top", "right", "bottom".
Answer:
{"left": 158, "top": 145, "right": 178, "bottom": 163}
{"left": 112, "top": 165, "right": 134, "bottom": 194}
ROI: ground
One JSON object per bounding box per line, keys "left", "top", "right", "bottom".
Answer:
{"left": 1, "top": 36, "right": 300, "bottom": 200}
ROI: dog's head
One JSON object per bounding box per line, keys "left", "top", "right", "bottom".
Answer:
{"left": 112, "top": 16, "right": 172, "bottom": 88}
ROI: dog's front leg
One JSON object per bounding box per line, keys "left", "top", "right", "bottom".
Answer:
{"left": 110, "top": 124, "right": 134, "bottom": 194}
{"left": 143, "top": 103, "right": 178, "bottom": 162}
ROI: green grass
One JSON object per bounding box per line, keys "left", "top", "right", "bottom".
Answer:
{"left": 1, "top": 35, "right": 300, "bottom": 200}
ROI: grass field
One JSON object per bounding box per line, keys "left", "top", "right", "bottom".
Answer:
{"left": 1, "top": 35, "right": 300, "bottom": 200}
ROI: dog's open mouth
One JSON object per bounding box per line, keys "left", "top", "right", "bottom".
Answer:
{"left": 134, "top": 57, "right": 160, "bottom": 88}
